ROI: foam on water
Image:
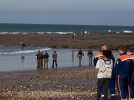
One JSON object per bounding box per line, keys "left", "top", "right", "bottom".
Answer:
{"left": 123, "top": 30, "right": 133, "bottom": 33}
{"left": 0, "top": 48, "right": 51, "bottom": 55}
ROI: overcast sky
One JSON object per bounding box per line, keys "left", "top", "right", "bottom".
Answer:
{"left": 0, "top": 0, "right": 134, "bottom": 25}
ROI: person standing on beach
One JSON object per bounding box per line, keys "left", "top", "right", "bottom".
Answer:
{"left": 93, "top": 45, "right": 112, "bottom": 66}
{"left": 87, "top": 50, "right": 93, "bottom": 66}
{"left": 36, "top": 50, "right": 43, "bottom": 69}
{"left": 43, "top": 51, "right": 49, "bottom": 69}
{"left": 52, "top": 50, "right": 58, "bottom": 69}
{"left": 130, "top": 53, "right": 134, "bottom": 100}
{"left": 125, "top": 50, "right": 134, "bottom": 99}
{"left": 72, "top": 49, "right": 75, "bottom": 64}
{"left": 96, "top": 50, "right": 113, "bottom": 100}
{"left": 101, "top": 45, "right": 116, "bottom": 100}
{"left": 114, "top": 48, "right": 133, "bottom": 100}
{"left": 77, "top": 49, "right": 84, "bottom": 67}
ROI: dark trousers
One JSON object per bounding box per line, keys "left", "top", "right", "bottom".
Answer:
{"left": 37, "top": 58, "right": 43, "bottom": 69}
{"left": 52, "top": 60, "right": 57, "bottom": 69}
{"left": 88, "top": 56, "right": 93, "bottom": 66}
{"left": 97, "top": 78, "right": 110, "bottom": 100}
{"left": 78, "top": 56, "right": 82, "bottom": 67}
{"left": 109, "top": 79, "right": 115, "bottom": 94}
{"left": 109, "top": 79, "right": 116, "bottom": 100}
{"left": 131, "top": 77, "right": 134, "bottom": 98}
{"left": 118, "top": 76, "right": 131, "bottom": 99}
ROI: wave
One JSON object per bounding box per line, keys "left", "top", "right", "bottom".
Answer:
{"left": 123, "top": 30, "right": 133, "bottom": 33}
{"left": 0, "top": 48, "right": 51, "bottom": 55}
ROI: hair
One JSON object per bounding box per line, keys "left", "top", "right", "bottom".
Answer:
{"left": 102, "top": 50, "right": 112, "bottom": 59}
{"left": 101, "top": 44, "right": 111, "bottom": 50}
{"left": 118, "top": 47, "right": 127, "bottom": 55}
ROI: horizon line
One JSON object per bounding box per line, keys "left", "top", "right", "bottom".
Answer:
{"left": 0, "top": 23, "right": 134, "bottom": 27}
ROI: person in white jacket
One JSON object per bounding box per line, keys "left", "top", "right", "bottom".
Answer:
{"left": 96, "top": 50, "right": 113, "bottom": 100}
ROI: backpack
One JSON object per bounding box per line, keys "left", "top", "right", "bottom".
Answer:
{"left": 97, "top": 59, "right": 113, "bottom": 78}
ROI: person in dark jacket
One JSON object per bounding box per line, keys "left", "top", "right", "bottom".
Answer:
{"left": 20, "top": 42, "right": 26, "bottom": 50}
{"left": 43, "top": 51, "right": 49, "bottom": 69}
{"left": 72, "top": 49, "right": 75, "bottom": 64}
{"left": 131, "top": 58, "right": 134, "bottom": 99}
{"left": 127, "top": 51, "right": 134, "bottom": 99}
{"left": 52, "top": 50, "right": 58, "bottom": 69}
{"left": 93, "top": 57, "right": 98, "bottom": 66}
{"left": 77, "top": 49, "right": 84, "bottom": 67}
{"left": 36, "top": 50, "right": 43, "bottom": 69}
{"left": 87, "top": 50, "right": 93, "bottom": 66}
{"left": 114, "top": 48, "right": 133, "bottom": 100}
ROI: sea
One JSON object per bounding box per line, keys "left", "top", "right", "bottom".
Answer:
{"left": 0, "top": 46, "right": 119, "bottom": 72}
{"left": 0, "top": 23, "right": 134, "bottom": 33}
{"left": 0, "top": 23, "right": 131, "bottom": 72}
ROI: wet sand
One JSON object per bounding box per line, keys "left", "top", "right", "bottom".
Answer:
{"left": 0, "top": 33, "right": 134, "bottom": 49}
{"left": 0, "top": 66, "right": 97, "bottom": 100}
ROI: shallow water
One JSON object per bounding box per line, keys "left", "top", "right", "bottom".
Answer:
{"left": 0, "top": 47, "right": 118, "bottom": 72}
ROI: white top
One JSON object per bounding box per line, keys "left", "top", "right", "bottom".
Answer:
{"left": 96, "top": 59, "right": 113, "bottom": 78}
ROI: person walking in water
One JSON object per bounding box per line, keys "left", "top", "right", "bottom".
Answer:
{"left": 77, "top": 49, "right": 84, "bottom": 67}
{"left": 20, "top": 42, "right": 26, "bottom": 63}
{"left": 36, "top": 50, "right": 43, "bottom": 69}
{"left": 72, "top": 49, "right": 75, "bottom": 64}
{"left": 43, "top": 51, "right": 49, "bottom": 69}
{"left": 87, "top": 50, "right": 93, "bottom": 66}
{"left": 20, "top": 42, "right": 26, "bottom": 50}
{"left": 52, "top": 50, "right": 58, "bottom": 69}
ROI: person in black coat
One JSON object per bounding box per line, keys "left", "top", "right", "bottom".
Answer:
{"left": 36, "top": 50, "right": 43, "bottom": 69}
{"left": 43, "top": 51, "right": 49, "bottom": 69}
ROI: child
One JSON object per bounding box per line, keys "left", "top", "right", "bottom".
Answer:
{"left": 96, "top": 50, "right": 113, "bottom": 100}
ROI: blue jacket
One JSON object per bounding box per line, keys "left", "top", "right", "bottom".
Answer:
{"left": 131, "top": 58, "right": 134, "bottom": 81}
{"left": 114, "top": 54, "right": 134, "bottom": 79}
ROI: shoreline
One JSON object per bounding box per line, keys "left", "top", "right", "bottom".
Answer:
{"left": 0, "top": 66, "right": 92, "bottom": 73}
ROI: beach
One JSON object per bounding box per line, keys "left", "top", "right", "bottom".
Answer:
{"left": 0, "top": 0, "right": 134, "bottom": 99}
{"left": 0, "top": 66, "right": 97, "bottom": 100}
{"left": 0, "top": 32, "right": 133, "bottom": 99}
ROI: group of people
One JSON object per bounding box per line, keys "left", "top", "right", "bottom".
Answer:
{"left": 77, "top": 49, "right": 93, "bottom": 67}
{"left": 36, "top": 50, "right": 58, "bottom": 69}
{"left": 36, "top": 49, "right": 94, "bottom": 70}
{"left": 36, "top": 45, "right": 134, "bottom": 100}
{"left": 95, "top": 45, "right": 134, "bottom": 100}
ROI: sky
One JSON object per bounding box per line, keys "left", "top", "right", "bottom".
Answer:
{"left": 0, "top": 0, "right": 134, "bottom": 25}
